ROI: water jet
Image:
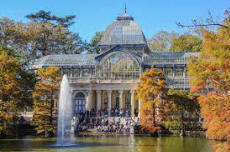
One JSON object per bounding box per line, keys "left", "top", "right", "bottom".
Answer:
{"left": 57, "top": 75, "right": 73, "bottom": 146}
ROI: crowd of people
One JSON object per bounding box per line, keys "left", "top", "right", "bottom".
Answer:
{"left": 96, "top": 117, "right": 138, "bottom": 134}
{"left": 78, "top": 108, "right": 139, "bottom": 117}
{"left": 71, "top": 109, "right": 140, "bottom": 134}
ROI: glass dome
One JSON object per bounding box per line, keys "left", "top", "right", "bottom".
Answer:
{"left": 98, "top": 52, "right": 140, "bottom": 80}
{"left": 99, "top": 13, "right": 147, "bottom": 46}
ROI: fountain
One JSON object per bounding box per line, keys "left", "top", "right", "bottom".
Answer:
{"left": 57, "top": 75, "right": 73, "bottom": 146}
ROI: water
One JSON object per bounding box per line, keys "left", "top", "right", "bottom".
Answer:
{"left": 7, "top": 75, "right": 218, "bottom": 152}
{"left": 57, "top": 75, "right": 73, "bottom": 146}
{"left": 0, "top": 136, "right": 216, "bottom": 152}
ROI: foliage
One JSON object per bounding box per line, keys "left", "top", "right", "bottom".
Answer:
{"left": 148, "top": 31, "right": 202, "bottom": 52}
{"left": 165, "top": 89, "right": 200, "bottom": 132}
{"left": 0, "top": 50, "right": 19, "bottom": 136}
{"left": 87, "top": 31, "right": 104, "bottom": 54}
{"left": 136, "top": 67, "right": 167, "bottom": 131}
{"left": 169, "top": 34, "right": 203, "bottom": 52}
{"left": 33, "top": 67, "right": 61, "bottom": 136}
{"left": 26, "top": 10, "right": 76, "bottom": 28}
{"left": 148, "top": 31, "right": 178, "bottom": 52}
{"left": 0, "top": 46, "right": 35, "bottom": 137}
{"left": 25, "top": 10, "right": 85, "bottom": 56}
{"left": 25, "top": 22, "right": 84, "bottom": 57}
{"left": 0, "top": 18, "right": 27, "bottom": 55}
{"left": 0, "top": 11, "right": 85, "bottom": 61}
{"left": 210, "top": 141, "right": 230, "bottom": 152}
{"left": 198, "top": 93, "right": 230, "bottom": 141}
{"left": 188, "top": 12, "right": 230, "bottom": 141}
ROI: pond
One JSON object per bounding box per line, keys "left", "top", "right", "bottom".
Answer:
{"left": 0, "top": 136, "right": 215, "bottom": 152}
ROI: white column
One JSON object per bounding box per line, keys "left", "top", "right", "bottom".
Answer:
{"left": 107, "top": 90, "right": 112, "bottom": 117}
{"left": 86, "top": 90, "right": 93, "bottom": 111}
{"left": 96, "top": 90, "right": 102, "bottom": 111}
{"left": 119, "top": 90, "right": 124, "bottom": 110}
{"left": 138, "top": 98, "right": 142, "bottom": 118}
{"left": 130, "top": 90, "right": 135, "bottom": 117}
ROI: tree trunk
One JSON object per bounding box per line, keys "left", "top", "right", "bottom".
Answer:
{"left": 180, "top": 109, "right": 186, "bottom": 136}
{"left": 152, "top": 103, "right": 155, "bottom": 126}
{"left": 42, "top": 31, "right": 49, "bottom": 56}
{"left": 50, "top": 91, "right": 54, "bottom": 125}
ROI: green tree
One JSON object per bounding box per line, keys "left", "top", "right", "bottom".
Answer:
{"left": 33, "top": 67, "right": 60, "bottom": 136}
{"left": 26, "top": 22, "right": 85, "bottom": 57}
{"left": 169, "top": 34, "right": 203, "bottom": 52}
{"left": 87, "top": 31, "right": 103, "bottom": 54}
{"left": 26, "top": 10, "right": 85, "bottom": 56}
{"left": 166, "top": 89, "right": 200, "bottom": 135}
{"left": 0, "top": 11, "right": 85, "bottom": 61}
{"left": 26, "top": 10, "right": 76, "bottom": 28}
{"left": 0, "top": 18, "right": 28, "bottom": 53}
{"left": 148, "top": 31, "right": 178, "bottom": 52}
{"left": 1, "top": 46, "right": 36, "bottom": 109}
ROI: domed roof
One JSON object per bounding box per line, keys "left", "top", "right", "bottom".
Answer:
{"left": 99, "top": 13, "right": 147, "bottom": 46}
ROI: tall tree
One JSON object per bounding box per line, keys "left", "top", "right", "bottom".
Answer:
{"left": 25, "top": 11, "right": 85, "bottom": 57}
{"left": 169, "top": 34, "right": 203, "bottom": 52}
{"left": 0, "top": 46, "right": 34, "bottom": 137}
{"left": 33, "top": 67, "right": 61, "bottom": 136}
{"left": 188, "top": 11, "right": 230, "bottom": 141}
{"left": 0, "top": 18, "right": 28, "bottom": 53}
{"left": 0, "top": 11, "right": 85, "bottom": 61}
{"left": 26, "top": 10, "right": 76, "bottom": 28}
{"left": 0, "top": 49, "right": 19, "bottom": 137}
{"left": 25, "top": 22, "right": 84, "bottom": 57}
{"left": 148, "top": 31, "right": 178, "bottom": 52}
{"left": 136, "top": 67, "right": 167, "bottom": 132}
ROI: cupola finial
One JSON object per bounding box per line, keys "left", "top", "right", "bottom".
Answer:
{"left": 125, "top": 2, "right": 127, "bottom": 13}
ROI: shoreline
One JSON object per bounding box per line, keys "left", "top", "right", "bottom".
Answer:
{"left": 74, "top": 130, "right": 206, "bottom": 138}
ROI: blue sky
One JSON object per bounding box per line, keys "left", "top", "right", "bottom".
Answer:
{"left": 0, "top": 0, "right": 229, "bottom": 42}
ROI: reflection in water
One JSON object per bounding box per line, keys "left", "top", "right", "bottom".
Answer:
{"left": 210, "top": 141, "right": 230, "bottom": 152}
{"left": 0, "top": 136, "right": 214, "bottom": 152}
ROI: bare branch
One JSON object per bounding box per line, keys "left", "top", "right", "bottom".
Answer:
{"left": 176, "top": 22, "right": 230, "bottom": 29}
{"left": 176, "top": 10, "right": 230, "bottom": 29}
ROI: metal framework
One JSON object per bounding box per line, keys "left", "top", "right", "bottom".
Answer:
{"left": 98, "top": 52, "right": 140, "bottom": 80}
{"left": 31, "top": 13, "right": 199, "bottom": 90}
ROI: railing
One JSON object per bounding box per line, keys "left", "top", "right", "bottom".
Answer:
{"left": 69, "top": 77, "right": 140, "bottom": 84}
{"left": 69, "top": 77, "right": 94, "bottom": 83}
{"left": 68, "top": 76, "right": 192, "bottom": 89}
{"left": 97, "top": 79, "right": 140, "bottom": 83}
{"left": 144, "top": 58, "right": 187, "bottom": 65}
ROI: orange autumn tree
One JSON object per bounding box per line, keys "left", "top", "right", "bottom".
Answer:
{"left": 188, "top": 11, "right": 230, "bottom": 141}
{"left": 0, "top": 50, "right": 20, "bottom": 136}
{"left": 136, "top": 67, "right": 167, "bottom": 132}
{"left": 33, "top": 67, "right": 61, "bottom": 137}
{"left": 210, "top": 141, "right": 230, "bottom": 152}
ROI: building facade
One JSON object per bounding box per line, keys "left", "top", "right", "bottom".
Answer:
{"left": 32, "top": 13, "right": 197, "bottom": 117}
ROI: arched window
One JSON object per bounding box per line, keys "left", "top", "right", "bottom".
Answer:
{"left": 74, "top": 92, "right": 86, "bottom": 114}
{"left": 98, "top": 52, "right": 140, "bottom": 80}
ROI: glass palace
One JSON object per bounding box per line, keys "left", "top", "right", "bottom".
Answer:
{"left": 31, "top": 13, "right": 197, "bottom": 117}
